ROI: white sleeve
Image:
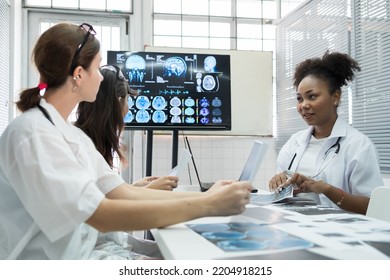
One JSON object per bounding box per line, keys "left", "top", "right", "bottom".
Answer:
{"left": 94, "top": 149, "right": 125, "bottom": 194}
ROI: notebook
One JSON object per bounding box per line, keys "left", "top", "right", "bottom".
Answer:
{"left": 184, "top": 137, "right": 268, "bottom": 192}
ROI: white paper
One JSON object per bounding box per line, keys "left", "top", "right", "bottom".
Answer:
{"left": 169, "top": 149, "right": 192, "bottom": 177}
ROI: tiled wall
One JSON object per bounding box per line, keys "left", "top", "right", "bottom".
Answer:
{"left": 128, "top": 132, "right": 278, "bottom": 191}
{"left": 122, "top": 131, "right": 390, "bottom": 192}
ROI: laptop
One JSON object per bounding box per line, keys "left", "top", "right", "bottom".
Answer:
{"left": 184, "top": 137, "right": 267, "bottom": 192}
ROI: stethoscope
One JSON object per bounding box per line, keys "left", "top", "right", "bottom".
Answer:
{"left": 287, "top": 136, "right": 342, "bottom": 178}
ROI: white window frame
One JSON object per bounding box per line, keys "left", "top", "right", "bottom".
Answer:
{"left": 26, "top": 11, "right": 129, "bottom": 89}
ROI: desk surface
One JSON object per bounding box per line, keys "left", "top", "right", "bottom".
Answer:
{"left": 151, "top": 203, "right": 390, "bottom": 260}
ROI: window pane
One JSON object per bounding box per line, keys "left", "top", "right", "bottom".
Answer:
{"left": 154, "top": 0, "right": 181, "bottom": 14}
{"left": 263, "top": 24, "right": 275, "bottom": 39}
{"left": 262, "top": 39, "right": 275, "bottom": 52}
{"left": 80, "top": 0, "right": 105, "bottom": 10}
{"left": 25, "top": 0, "right": 51, "bottom": 6}
{"left": 210, "top": 22, "right": 231, "bottom": 37}
{"left": 154, "top": 19, "right": 181, "bottom": 36}
{"left": 182, "top": 37, "right": 209, "bottom": 48}
{"left": 237, "top": 0, "right": 262, "bottom": 18}
{"left": 210, "top": 0, "right": 232, "bottom": 16}
{"left": 183, "top": 20, "right": 209, "bottom": 36}
{"left": 52, "top": 0, "right": 78, "bottom": 9}
{"left": 154, "top": 36, "right": 182, "bottom": 47}
{"left": 263, "top": 0, "right": 277, "bottom": 19}
{"left": 92, "top": 25, "right": 103, "bottom": 47}
{"left": 182, "top": 0, "right": 208, "bottom": 16}
{"left": 107, "top": 0, "right": 132, "bottom": 12}
{"left": 101, "top": 26, "right": 121, "bottom": 64}
{"left": 237, "top": 38, "right": 262, "bottom": 51}
{"left": 210, "top": 38, "right": 231, "bottom": 49}
{"left": 237, "top": 23, "right": 262, "bottom": 39}
{"left": 39, "top": 22, "right": 52, "bottom": 34}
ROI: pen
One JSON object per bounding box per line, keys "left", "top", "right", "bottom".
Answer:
{"left": 274, "top": 176, "right": 291, "bottom": 193}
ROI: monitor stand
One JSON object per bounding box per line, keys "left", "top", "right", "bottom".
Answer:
{"left": 145, "top": 129, "right": 179, "bottom": 175}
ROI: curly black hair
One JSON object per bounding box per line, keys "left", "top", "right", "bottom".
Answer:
{"left": 293, "top": 50, "right": 361, "bottom": 94}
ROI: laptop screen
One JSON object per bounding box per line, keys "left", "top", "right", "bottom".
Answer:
{"left": 238, "top": 140, "right": 267, "bottom": 182}
{"left": 185, "top": 137, "right": 267, "bottom": 188}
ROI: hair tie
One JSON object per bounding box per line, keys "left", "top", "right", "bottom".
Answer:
{"left": 38, "top": 82, "right": 48, "bottom": 90}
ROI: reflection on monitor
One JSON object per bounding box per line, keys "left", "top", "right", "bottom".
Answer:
{"left": 107, "top": 51, "right": 232, "bottom": 130}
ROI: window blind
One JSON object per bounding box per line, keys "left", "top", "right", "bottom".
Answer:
{"left": 275, "top": 0, "right": 351, "bottom": 150}
{"left": 352, "top": 0, "right": 390, "bottom": 173}
{"left": 0, "top": 0, "right": 10, "bottom": 136}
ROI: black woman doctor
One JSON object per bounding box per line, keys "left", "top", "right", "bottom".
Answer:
{"left": 268, "top": 51, "right": 383, "bottom": 215}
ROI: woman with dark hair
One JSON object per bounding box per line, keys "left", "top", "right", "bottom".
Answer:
{"left": 269, "top": 51, "right": 383, "bottom": 214}
{"left": 0, "top": 23, "right": 252, "bottom": 260}
{"left": 75, "top": 65, "right": 177, "bottom": 190}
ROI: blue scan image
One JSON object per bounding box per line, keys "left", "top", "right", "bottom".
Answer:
{"left": 202, "top": 75, "right": 216, "bottom": 91}
{"left": 200, "top": 117, "right": 209, "bottom": 124}
{"left": 199, "top": 97, "right": 210, "bottom": 107}
{"left": 164, "top": 57, "right": 187, "bottom": 77}
{"left": 201, "top": 231, "right": 246, "bottom": 241}
{"left": 184, "top": 107, "right": 195, "bottom": 116}
{"left": 188, "top": 223, "right": 230, "bottom": 233}
{"left": 185, "top": 117, "right": 195, "bottom": 124}
{"left": 170, "top": 97, "right": 181, "bottom": 107}
{"left": 152, "top": 111, "right": 166, "bottom": 123}
{"left": 124, "top": 111, "right": 134, "bottom": 123}
{"left": 152, "top": 96, "right": 167, "bottom": 110}
{"left": 212, "top": 108, "right": 222, "bottom": 116}
{"left": 170, "top": 107, "right": 181, "bottom": 116}
{"left": 204, "top": 56, "right": 217, "bottom": 72}
{"left": 135, "top": 110, "right": 150, "bottom": 123}
{"left": 135, "top": 96, "right": 150, "bottom": 110}
{"left": 170, "top": 115, "right": 181, "bottom": 123}
{"left": 228, "top": 222, "right": 267, "bottom": 231}
{"left": 126, "top": 55, "right": 146, "bottom": 83}
{"left": 212, "top": 117, "right": 222, "bottom": 124}
{"left": 199, "top": 108, "right": 209, "bottom": 116}
{"left": 217, "top": 240, "right": 267, "bottom": 251}
{"left": 212, "top": 97, "right": 222, "bottom": 107}
{"left": 184, "top": 98, "right": 195, "bottom": 107}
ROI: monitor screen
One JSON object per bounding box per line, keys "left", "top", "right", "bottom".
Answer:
{"left": 107, "top": 51, "right": 232, "bottom": 130}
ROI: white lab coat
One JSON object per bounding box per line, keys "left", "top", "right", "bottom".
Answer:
{"left": 0, "top": 99, "right": 125, "bottom": 259}
{"left": 276, "top": 117, "right": 383, "bottom": 207}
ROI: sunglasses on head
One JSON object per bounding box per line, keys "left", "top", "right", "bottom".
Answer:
{"left": 100, "top": 65, "right": 138, "bottom": 97}
{"left": 100, "top": 65, "right": 127, "bottom": 81}
{"left": 69, "top": 23, "right": 96, "bottom": 75}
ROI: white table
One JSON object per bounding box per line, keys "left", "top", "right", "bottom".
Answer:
{"left": 151, "top": 204, "right": 390, "bottom": 260}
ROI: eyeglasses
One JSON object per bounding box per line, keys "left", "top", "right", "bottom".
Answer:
{"left": 69, "top": 23, "right": 96, "bottom": 75}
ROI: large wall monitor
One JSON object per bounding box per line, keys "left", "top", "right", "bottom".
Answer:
{"left": 107, "top": 51, "right": 232, "bottom": 130}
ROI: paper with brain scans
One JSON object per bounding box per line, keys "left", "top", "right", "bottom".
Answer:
{"left": 169, "top": 148, "right": 192, "bottom": 177}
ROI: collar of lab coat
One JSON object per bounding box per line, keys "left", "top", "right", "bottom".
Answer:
{"left": 38, "top": 98, "right": 81, "bottom": 144}
{"left": 299, "top": 116, "right": 347, "bottom": 145}
{"left": 289, "top": 117, "right": 348, "bottom": 171}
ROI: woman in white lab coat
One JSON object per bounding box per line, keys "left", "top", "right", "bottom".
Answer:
{"left": 75, "top": 64, "right": 182, "bottom": 258}
{"left": 0, "top": 23, "right": 252, "bottom": 260}
{"left": 269, "top": 51, "right": 383, "bottom": 214}
{"left": 75, "top": 64, "right": 178, "bottom": 191}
